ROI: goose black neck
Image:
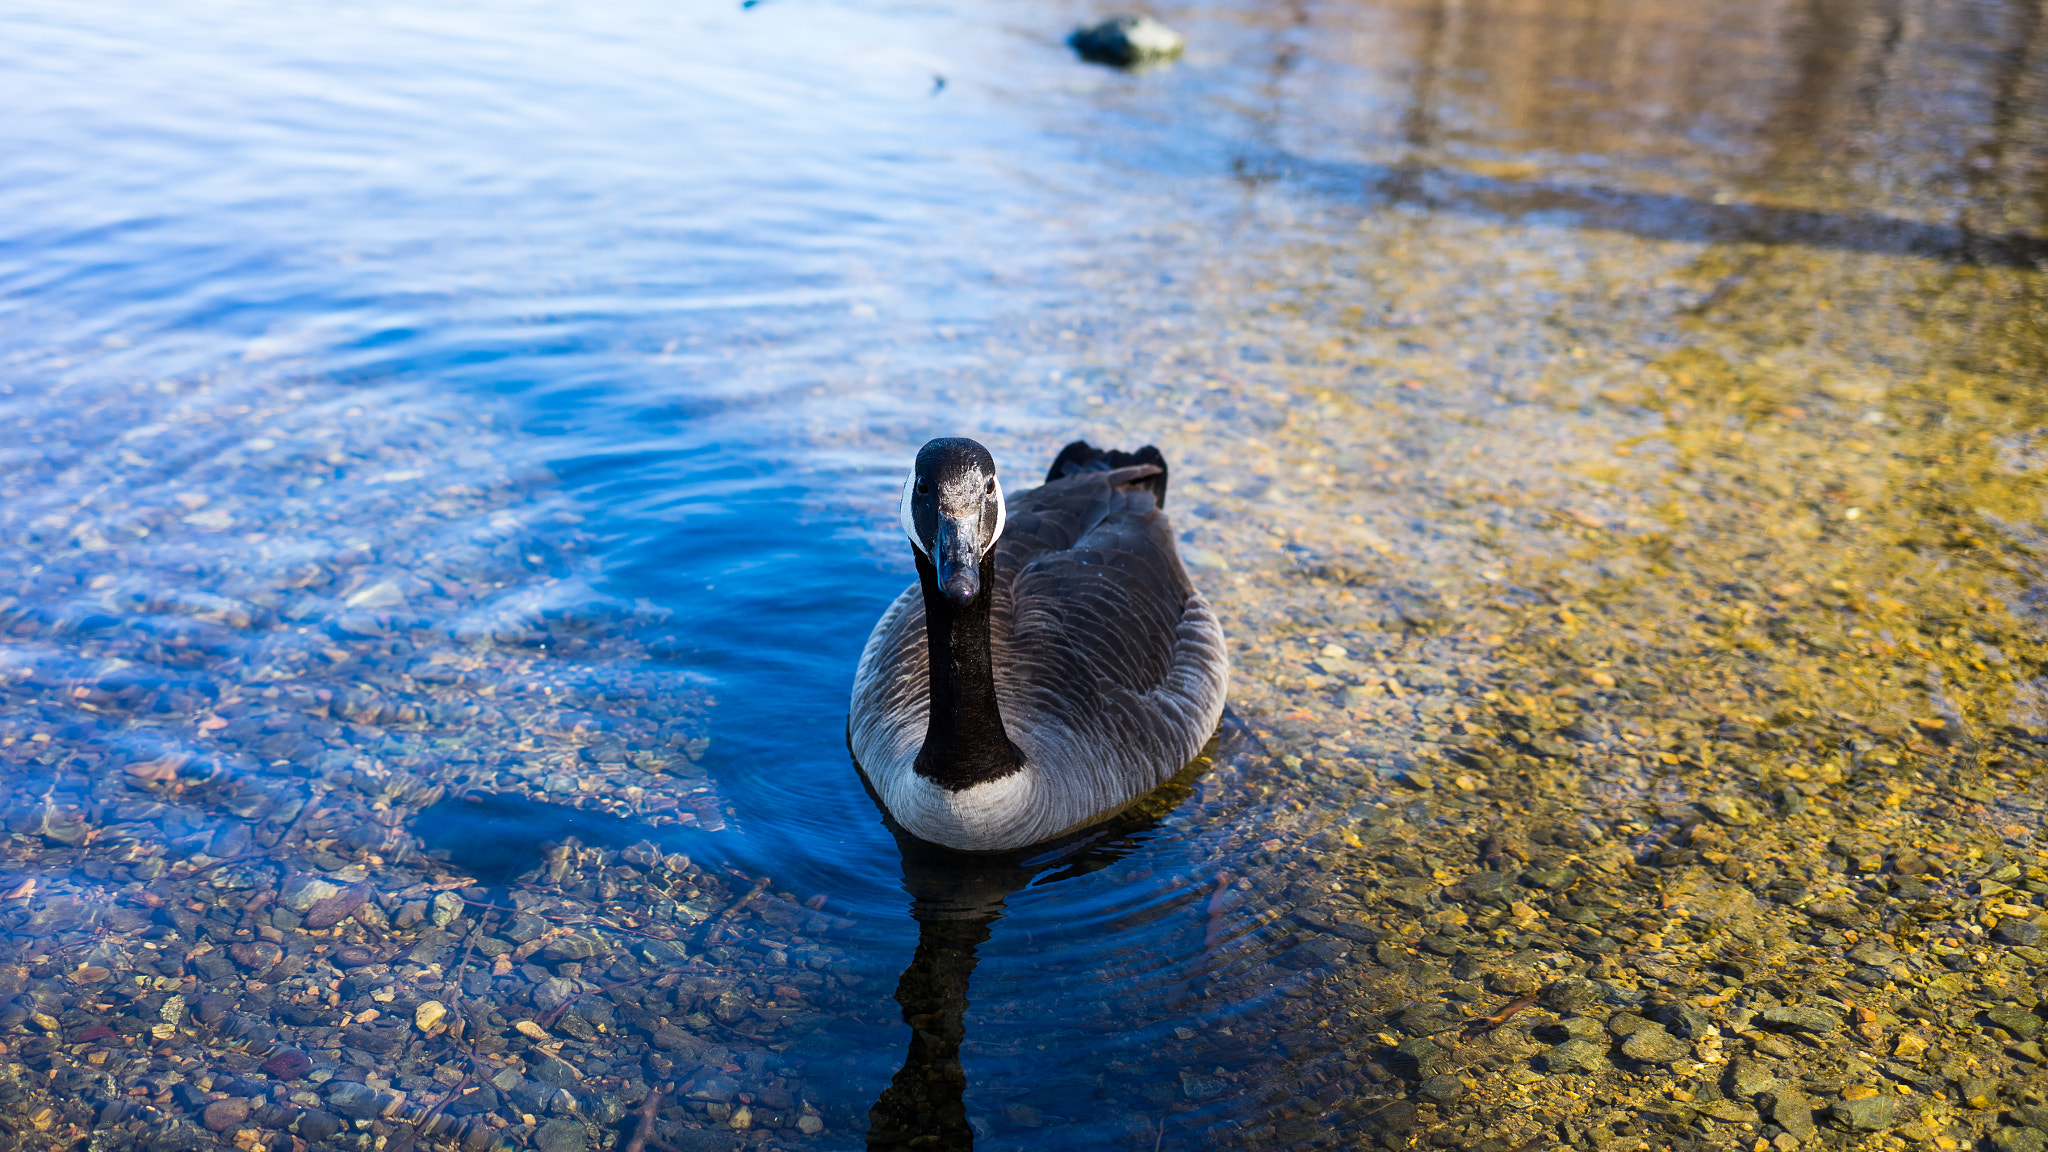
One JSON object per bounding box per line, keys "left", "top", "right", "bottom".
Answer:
{"left": 913, "top": 550, "right": 1022, "bottom": 792}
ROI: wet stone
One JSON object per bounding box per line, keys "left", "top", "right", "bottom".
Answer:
{"left": 1758, "top": 1005, "right": 1843, "bottom": 1034}
{"left": 1545, "top": 1039, "right": 1610, "bottom": 1074}
{"left": 1727, "top": 1057, "right": 1781, "bottom": 1098}
{"left": 1620, "top": 1028, "right": 1690, "bottom": 1065}
{"left": 1987, "top": 1007, "right": 2044, "bottom": 1039}
{"left": 1767, "top": 1090, "right": 1819, "bottom": 1140}
{"left": 1998, "top": 1128, "right": 2048, "bottom": 1152}
{"left": 1830, "top": 1094, "right": 1896, "bottom": 1131}
{"left": 535, "top": 1117, "right": 590, "bottom": 1152}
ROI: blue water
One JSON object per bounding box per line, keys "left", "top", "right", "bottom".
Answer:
{"left": 0, "top": 1, "right": 1335, "bottom": 1145}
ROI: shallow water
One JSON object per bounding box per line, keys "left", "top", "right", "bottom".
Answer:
{"left": 2, "top": 0, "right": 2046, "bottom": 1148}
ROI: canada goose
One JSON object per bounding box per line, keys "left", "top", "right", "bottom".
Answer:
{"left": 849, "top": 437, "right": 1229, "bottom": 851}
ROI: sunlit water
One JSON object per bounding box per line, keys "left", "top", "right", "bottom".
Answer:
{"left": 1, "top": 0, "right": 2043, "bottom": 1147}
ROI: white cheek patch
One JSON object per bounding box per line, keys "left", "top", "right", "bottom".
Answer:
{"left": 899, "top": 467, "right": 926, "bottom": 555}
{"left": 989, "top": 472, "right": 1006, "bottom": 551}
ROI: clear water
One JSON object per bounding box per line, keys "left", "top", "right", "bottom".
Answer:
{"left": 3, "top": 0, "right": 2044, "bottom": 1147}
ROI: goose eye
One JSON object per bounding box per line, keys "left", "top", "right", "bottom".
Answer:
{"left": 914, "top": 480, "right": 929, "bottom": 495}
{"left": 984, "top": 478, "right": 995, "bottom": 495}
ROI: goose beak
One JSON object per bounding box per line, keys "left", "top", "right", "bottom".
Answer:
{"left": 934, "top": 519, "right": 981, "bottom": 606}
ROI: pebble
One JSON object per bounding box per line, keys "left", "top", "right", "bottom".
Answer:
{"left": 1757, "top": 1005, "right": 1843, "bottom": 1034}
{"left": 1619, "top": 1028, "right": 1689, "bottom": 1065}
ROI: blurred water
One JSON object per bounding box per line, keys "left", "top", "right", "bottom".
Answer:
{"left": 1, "top": 0, "right": 2043, "bottom": 1146}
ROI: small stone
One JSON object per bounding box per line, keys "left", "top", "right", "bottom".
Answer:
{"left": 1543, "top": 976, "right": 1601, "bottom": 1012}
{"left": 326, "top": 1081, "right": 384, "bottom": 1120}
{"left": 1545, "top": 1039, "right": 1609, "bottom": 1074}
{"left": 1067, "top": 15, "right": 1185, "bottom": 68}
{"left": 1418, "top": 1073, "right": 1464, "bottom": 1103}
{"left": 281, "top": 875, "right": 345, "bottom": 913}
{"left": 533, "top": 977, "right": 577, "bottom": 1013}
{"left": 259, "top": 1050, "right": 313, "bottom": 1081}
{"left": 1831, "top": 1094, "right": 1895, "bottom": 1131}
{"left": 1893, "top": 1032, "right": 1929, "bottom": 1059}
{"left": 415, "top": 1000, "right": 448, "bottom": 1033}
{"left": 1748, "top": 1032, "right": 1797, "bottom": 1059}
{"left": 298, "top": 1112, "right": 343, "bottom": 1142}
{"left": 515, "top": 1020, "right": 552, "bottom": 1040}
{"left": 1727, "top": 1057, "right": 1781, "bottom": 1098}
{"left": 1995, "top": 1128, "right": 2048, "bottom": 1152}
{"left": 1767, "top": 1090, "right": 1818, "bottom": 1140}
{"left": 728, "top": 1105, "right": 753, "bottom": 1130}
{"left": 333, "top": 945, "right": 374, "bottom": 968}
{"left": 797, "top": 1114, "right": 824, "bottom": 1135}
{"left": 534, "top": 1118, "right": 588, "bottom": 1152}
{"left": 1997, "top": 921, "right": 2045, "bottom": 946}
{"left": 201, "top": 1098, "right": 251, "bottom": 1132}
{"left": 1962, "top": 1078, "right": 2002, "bottom": 1110}
{"left": 1620, "top": 1028, "right": 1690, "bottom": 1065}
{"left": 1758, "top": 1005, "right": 1843, "bottom": 1034}
{"left": 1987, "top": 1007, "right": 2044, "bottom": 1039}
{"left": 1701, "top": 794, "right": 1759, "bottom": 826}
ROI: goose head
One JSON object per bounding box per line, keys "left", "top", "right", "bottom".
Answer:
{"left": 900, "top": 437, "right": 1007, "bottom": 606}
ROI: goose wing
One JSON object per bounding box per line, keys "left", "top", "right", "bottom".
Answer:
{"left": 992, "top": 468, "right": 1227, "bottom": 777}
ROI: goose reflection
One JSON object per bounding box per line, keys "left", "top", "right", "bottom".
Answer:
{"left": 862, "top": 732, "right": 1233, "bottom": 1150}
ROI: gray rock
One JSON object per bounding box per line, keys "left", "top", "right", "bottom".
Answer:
{"left": 280, "top": 875, "right": 345, "bottom": 914}
{"left": 1417, "top": 1073, "right": 1464, "bottom": 1103}
{"left": 1996, "top": 922, "right": 2044, "bottom": 947}
{"left": 1657, "top": 1001, "right": 1713, "bottom": 1039}
{"left": 1067, "top": 15, "right": 1185, "bottom": 68}
{"left": 1766, "top": 1090, "right": 1818, "bottom": 1140}
{"left": 1543, "top": 976, "right": 1600, "bottom": 1012}
{"left": 1726, "top": 1057, "right": 1781, "bottom": 1098}
{"left": 1620, "top": 1028, "right": 1690, "bottom": 1065}
{"left": 533, "top": 977, "right": 578, "bottom": 1013}
{"left": 2012, "top": 1104, "right": 2048, "bottom": 1132}
{"left": 1830, "top": 1095, "right": 1896, "bottom": 1131}
{"left": 1758, "top": 1005, "right": 1843, "bottom": 1034}
{"left": 325, "top": 1081, "right": 384, "bottom": 1120}
{"left": 1544, "top": 1039, "right": 1609, "bottom": 1074}
{"left": 686, "top": 1076, "right": 739, "bottom": 1103}
{"left": 534, "top": 1118, "right": 589, "bottom": 1152}
{"left": 503, "top": 911, "right": 548, "bottom": 944}
{"left": 541, "top": 933, "right": 604, "bottom": 963}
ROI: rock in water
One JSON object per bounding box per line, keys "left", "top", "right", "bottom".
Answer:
{"left": 1069, "top": 16, "right": 1185, "bottom": 67}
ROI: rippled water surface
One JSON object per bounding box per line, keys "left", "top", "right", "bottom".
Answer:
{"left": 3, "top": 0, "right": 2047, "bottom": 1148}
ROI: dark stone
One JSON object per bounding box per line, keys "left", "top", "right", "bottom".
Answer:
{"left": 298, "top": 1112, "right": 344, "bottom": 1141}
{"left": 534, "top": 1118, "right": 588, "bottom": 1152}
{"left": 1986, "top": 1007, "right": 2043, "bottom": 1040}
{"left": 325, "top": 1080, "right": 384, "bottom": 1120}
{"left": 1067, "top": 15, "right": 1185, "bottom": 68}
{"left": 1417, "top": 1073, "right": 1465, "bottom": 1103}
{"left": 1756, "top": 1005, "right": 1842, "bottom": 1034}
{"left": 1996, "top": 921, "right": 2044, "bottom": 947}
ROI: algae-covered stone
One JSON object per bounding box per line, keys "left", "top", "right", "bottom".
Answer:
{"left": 1543, "top": 976, "right": 1600, "bottom": 1013}
{"left": 1766, "top": 1090, "right": 1818, "bottom": 1140}
{"left": 1620, "top": 1028, "right": 1689, "bottom": 1065}
{"left": 1831, "top": 1095, "right": 1895, "bottom": 1131}
{"left": 1995, "top": 1128, "right": 2048, "bottom": 1152}
{"left": 1987, "top": 1006, "right": 2044, "bottom": 1040}
{"left": 1545, "top": 1039, "right": 1610, "bottom": 1074}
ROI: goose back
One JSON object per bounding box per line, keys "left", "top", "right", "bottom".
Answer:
{"left": 850, "top": 465, "right": 1228, "bottom": 850}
